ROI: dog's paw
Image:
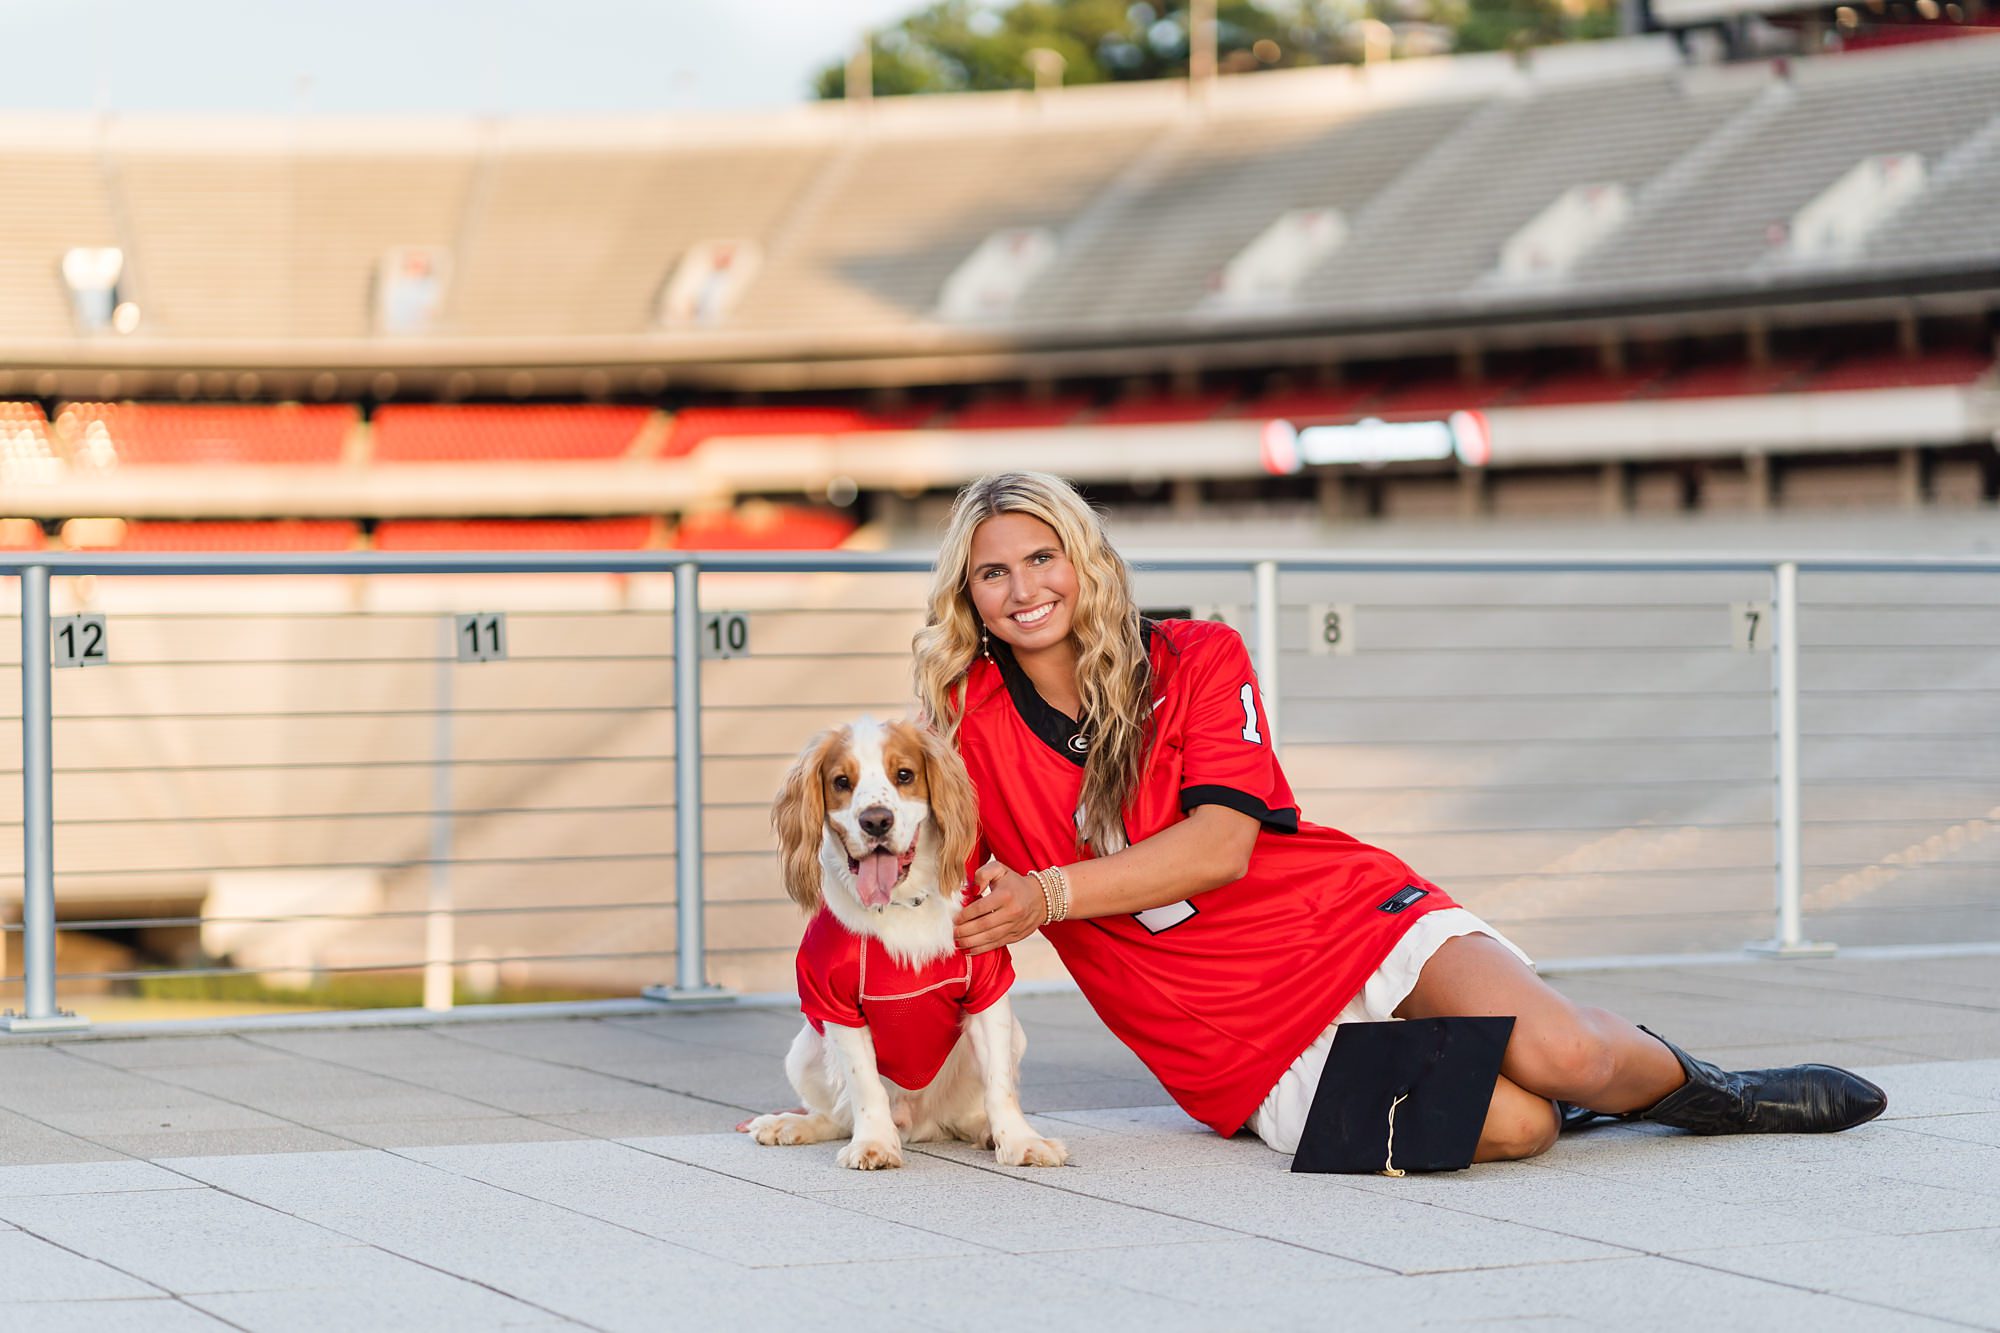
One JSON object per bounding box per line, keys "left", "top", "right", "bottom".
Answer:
{"left": 836, "top": 1138, "right": 904, "bottom": 1171}
{"left": 996, "top": 1134, "right": 1068, "bottom": 1168}
{"left": 747, "top": 1113, "right": 822, "bottom": 1147}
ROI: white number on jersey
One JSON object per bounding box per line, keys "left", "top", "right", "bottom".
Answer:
{"left": 1238, "top": 682, "right": 1262, "bottom": 744}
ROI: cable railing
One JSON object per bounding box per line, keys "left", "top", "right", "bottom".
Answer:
{"left": 0, "top": 548, "right": 1996, "bottom": 1032}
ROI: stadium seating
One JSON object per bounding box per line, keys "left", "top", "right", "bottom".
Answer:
{"left": 372, "top": 517, "right": 657, "bottom": 550}
{"left": 370, "top": 405, "right": 652, "bottom": 462}
{"left": 110, "top": 520, "right": 360, "bottom": 551}
{"left": 946, "top": 396, "right": 1096, "bottom": 430}
{"left": 668, "top": 506, "right": 856, "bottom": 549}
{"left": 52, "top": 403, "right": 354, "bottom": 465}
{"left": 1808, "top": 348, "right": 1996, "bottom": 391}
{"left": 447, "top": 143, "right": 829, "bottom": 335}
{"left": 1091, "top": 390, "right": 1239, "bottom": 425}
{"left": 0, "top": 401, "right": 62, "bottom": 484}
{"left": 728, "top": 120, "right": 1162, "bottom": 332}
{"left": 1226, "top": 381, "right": 1385, "bottom": 421}
{"left": 661, "top": 405, "right": 932, "bottom": 456}
{"left": 1019, "top": 96, "right": 1488, "bottom": 324}
{"left": 0, "top": 138, "right": 120, "bottom": 339}
{"left": 1648, "top": 359, "right": 1813, "bottom": 399}
{"left": 1576, "top": 40, "right": 2000, "bottom": 295}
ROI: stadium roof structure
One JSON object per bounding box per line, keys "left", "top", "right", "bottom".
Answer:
{"left": 1, "top": 34, "right": 1997, "bottom": 397}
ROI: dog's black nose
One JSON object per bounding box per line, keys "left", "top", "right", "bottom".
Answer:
{"left": 857, "top": 805, "right": 895, "bottom": 840}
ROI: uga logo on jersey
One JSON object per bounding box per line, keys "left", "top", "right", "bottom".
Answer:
{"left": 1066, "top": 731, "right": 1089, "bottom": 755}
{"left": 1377, "top": 885, "right": 1428, "bottom": 914}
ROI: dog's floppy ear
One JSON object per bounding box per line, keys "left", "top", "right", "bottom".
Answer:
{"left": 915, "top": 724, "right": 981, "bottom": 895}
{"left": 772, "top": 728, "right": 840, "bottom": 913}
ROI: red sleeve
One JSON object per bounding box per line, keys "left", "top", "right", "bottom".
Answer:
{"left": 964, "top": 944, "right": 1016, "bottom": 1014}
{"left": 795, "top": 913, "right": 864, "bottom": 1030}
{"left": 1176, "top": 626, "right": 1299, "bottom": 833}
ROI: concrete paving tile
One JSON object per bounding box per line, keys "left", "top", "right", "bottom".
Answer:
{"left": 0, "top": 1299, "right": 236, "bottom": 1332}
{"left": 1247, "top": 1254, "right": 1962, "bottom": 1333}
{"left": 1042, "top": 1236, "right": 1385, "bottom": 1298}
{"left": 1342, "top": 1161, "right": 1880, "bottom": 1252}
{"left": 624, "top": 1129, "right": 1009, "bottom": 1193}
{"left": 1020, "top": 1078, "right": 1175, "bottom": 1112}
{"left": 1041, "top": 1165, "right": 1632, "bottom": 1273}
{"left": 779, "top": 1250, "right": 1220, "bottom": 1333}
{"left": 0, "top": 1230, "right": 162, "bottom": 1301}
{"left": 1878, "top": 1112, "right": 2000, "bottom": 1148}
{"left": 1873, "top": 1028, "right": 2000, "bottom": 1062}
{"left": 0, "top": 1187, "right": 368, "bottom": 1294}
{"left": 1672, "top": 1228, "right": 2000, "bottom": 1327}
{"left": 160, "top": 1148, "right": 886, "bottom": 1332}
{"left": 90, "top": 1126, "right": 358, "bottom": 1159}
{"left": 183, "top": 1246, "right": 573, "bottom": 1331}
{"left": 68, "top": 1037, "right": 292, "bottom": 1070}
{"left": 321, "top": 1117, "right": 587, "bottom": 1149}
{"left": 405, "top": 1138, "right": 984, "bottom": 1266}
{"left": 805, "top": 1175, "right": 1237, "bottom": 1254}
{"left": 26, "top": 1102, "right": 297, "bottom": 1138}
{"left": 139, "top": 1062, "right": 506, "bottom": 1125}
{"left": 535, "top": 1106, "right": 740, "bottom": 1138}
{"left": 0, "top": 1108, "right": 125, "bottom": 1167}
{"left": 0, "top": 1160, "right": 196, "bottom": 1197}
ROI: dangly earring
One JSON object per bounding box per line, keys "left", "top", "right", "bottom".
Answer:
{"left": 981, "top": 625, "right": 994, "bottom": 664}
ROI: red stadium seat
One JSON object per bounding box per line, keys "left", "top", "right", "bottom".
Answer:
{"left": 55, "top": 403, "right": 353, "bottom": 465}
{"left": 1092, "top": 391, "right": 1238, "bottom": 425}
{"left": 0, "top": 517, "right": 45, "bottom": 551}
{"left": 663, "top": 406, "right": 933, "bottom": 457}
{"left": 1648, "top": 361, "right": 1811, "bottom": 399}
{"left": 669, "top": 506, "right": 856, "bottom": 550}
{"left": 947, "top": 397, "right": 1094, "bottom": 430}
{"left": 1808, "top": 349, "right": 1995, "bottom": 391}
{"left": 371, "top": 405, "right": 652, "bottom": 463}
{"left": 1368, "top": 375, "right": 1526, "bottom": 418}
{"left": 1511, "top": 369, "right": 1665, "bottom": 406}
{"left": 70, "top": 512, "right": 358, "bottom": 544}
{"left": 373, "top": 518, "right": 657, "bottom": 550}
{"left": 1229, "top": 381, "right": 1384, "bottom": 422}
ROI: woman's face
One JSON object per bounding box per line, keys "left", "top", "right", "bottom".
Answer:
{"left": 967, "top": 512, "right": 1080, "bottom": 656}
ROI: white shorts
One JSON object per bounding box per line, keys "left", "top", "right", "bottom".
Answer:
{"left": 1245, "top": 907, "right": 1535, "bottom": 1155}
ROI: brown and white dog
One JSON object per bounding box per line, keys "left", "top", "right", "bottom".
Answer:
{"left": 745, "top": 716, "right": 1067, "bottom": 1171}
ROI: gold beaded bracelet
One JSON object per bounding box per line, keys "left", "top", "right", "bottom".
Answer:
{"left": 1044, "top": 864, "right": 1072, "bottom": 924}
{"left": 1029, "top": 869, "right": 1057, "bottom": 926}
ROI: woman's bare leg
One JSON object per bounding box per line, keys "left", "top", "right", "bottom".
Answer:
{"left": 1475, "top": 1075, "right": 1562, "bottom": 1162}
{"left": 1394, "top": 934, "right": 1684, "bottom": 1114}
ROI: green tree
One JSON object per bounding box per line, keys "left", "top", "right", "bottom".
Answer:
{"left": 812, "top": 1, "right": 1341, "bottom": 99}
{"left": 812, "top": 0, "right": 1620, "bottom": 98}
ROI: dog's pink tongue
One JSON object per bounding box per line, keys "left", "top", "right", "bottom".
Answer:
{"left": 855, "top": 851, "right": 900, "bottom": 908}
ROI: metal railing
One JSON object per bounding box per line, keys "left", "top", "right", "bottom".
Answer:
{"left": 2, "top": 547, "right": 1996, "bottom": 1032}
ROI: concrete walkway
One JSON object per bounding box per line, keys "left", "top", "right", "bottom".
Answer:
{"left": 1, "top": 954, "right": 1997, "bottom": 1331}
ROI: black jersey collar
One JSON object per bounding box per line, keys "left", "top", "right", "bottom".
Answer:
{"left": 987, "top": 621, "right": 1157, "bottom": 770}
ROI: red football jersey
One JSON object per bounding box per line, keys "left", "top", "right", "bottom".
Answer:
{"left": 795, "top": 908, "right": 1016, "bottom": 1089}
{"left": 955, "top": 618, "right": 1456, "bottom": 1136}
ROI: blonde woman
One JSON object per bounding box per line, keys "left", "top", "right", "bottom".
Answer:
{"left": 915, "top": 472, "right": 1885, "bottom": 1160}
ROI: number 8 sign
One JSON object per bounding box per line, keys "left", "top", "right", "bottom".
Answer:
{"left": 1305, "top": 602, "right": 1356, "bottom": 657}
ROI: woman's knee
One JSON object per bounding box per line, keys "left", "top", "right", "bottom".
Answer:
{"left": 1516, "top": 1009, "right": 1622, "bottom": 1101}
{"left": 1476, "top": 1083, "right": 1560, "bottom": 1163}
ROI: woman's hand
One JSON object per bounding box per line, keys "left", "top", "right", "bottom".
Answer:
{"left": 955, "top": 862, "right": 1046, "bottom": 955}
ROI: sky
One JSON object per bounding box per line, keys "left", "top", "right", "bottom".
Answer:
{"left": 0, "top": 0, "right": 922, "bottom": 116}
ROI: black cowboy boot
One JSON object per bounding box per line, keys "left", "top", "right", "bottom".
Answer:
{"left": 1631, "top": 1026, "right": 1887, "bottom": 1135}
{"left": 1554, "top": 1101, "right": 1615, "bottom": 1132}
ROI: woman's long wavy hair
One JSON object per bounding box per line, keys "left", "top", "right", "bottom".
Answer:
{"left": 913, "top": 472, "right": 1151, "bottom": 855}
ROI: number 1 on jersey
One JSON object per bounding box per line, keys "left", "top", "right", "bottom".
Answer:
{"left": 1238, "top": 682, "right": 1262, "bottom": 744}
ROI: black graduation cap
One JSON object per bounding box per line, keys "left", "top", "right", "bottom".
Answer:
{"left": 1290, "top": 1017, "right": 1516, "bottom": 1176}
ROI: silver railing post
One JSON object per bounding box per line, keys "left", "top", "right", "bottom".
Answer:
{"left": 644, "top": 559, "right": 730, "bottom": 1002}
{"left": 4, "top": 566, "right": 87, "bottom": 1031}
{"left": 424, "top": 616, "right": 455, "bottom": 1012}
{"left": 1750, "top": 559, "right": 1833, "bottom": 958}
{"left": 1252, "top": 558, "right": 1281, "bottom": 753}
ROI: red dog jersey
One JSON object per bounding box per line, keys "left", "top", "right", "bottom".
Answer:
{"left": 795, "top": 908, "right": 1016, "bottom": 1090}
{"left": 955, "top": 618, "right": 1456, "bottom": 1137}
